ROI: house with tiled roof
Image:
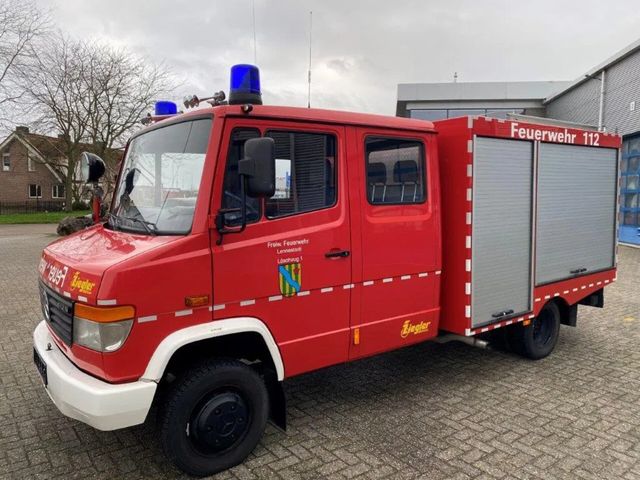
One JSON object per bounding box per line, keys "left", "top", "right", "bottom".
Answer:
{"left": 0, "top": 126, "right": 121, "bottom": 206}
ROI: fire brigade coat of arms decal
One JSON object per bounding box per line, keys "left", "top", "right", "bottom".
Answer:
{"left": 278, "top": 262, "right": 301, "bottom": 297}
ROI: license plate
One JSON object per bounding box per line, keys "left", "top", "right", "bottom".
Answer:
{"left": 33, "top": 348, "right": 48, "bottom": 386}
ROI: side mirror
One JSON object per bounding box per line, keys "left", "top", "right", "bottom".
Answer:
{"left": 238, "top": 137, "right": 275, "bottom": 197}
{"left": 80, "top": 152, "right": 105, "bottom": 183}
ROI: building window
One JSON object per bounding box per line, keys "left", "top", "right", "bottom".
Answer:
{"left": 264, "top": 131, "right": 337, "bottom": 219}
{"left": 52, "top": 184, "right": 65, "bottom": 199}
{"left": 410, "top": 109, "right": 447, "bottom": 121}
{"left": 2, "top": 153, "right": 9, "bottom": 171}
{"left": 365, "top": 137, "right": 426, "bottom": 205}
{"left": 27, "top": 154, "right": 35, "bottom": 172}
{"left": 28, "top": 184, "right": 42, "bottom": 198}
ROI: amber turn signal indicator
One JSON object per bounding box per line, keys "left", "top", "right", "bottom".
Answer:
{"left": 185, "top": 295, "right": 209, "bottom": 307}
{"left": 353, "top": 327, "right": 360, "bottom": 345}
{"left": 74, "top": 304, "right": 135, "bottom": 323}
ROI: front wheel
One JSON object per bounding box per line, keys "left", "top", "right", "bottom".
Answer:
{"left": 158, "top": 359, "right": 269, "bottom": 477}
{"left": 507, "top": 302, "right": 561, "bottom": 360}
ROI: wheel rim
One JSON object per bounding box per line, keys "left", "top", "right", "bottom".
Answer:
{"left": 189, "top": 391, "right": 250, "bottom": 454}
{"left": 532, "top": 308, "right": 554, "bottom": 348}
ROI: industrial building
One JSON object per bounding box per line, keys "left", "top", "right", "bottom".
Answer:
{"left": 397, "top": 38, "right": 640, "bottom": 245}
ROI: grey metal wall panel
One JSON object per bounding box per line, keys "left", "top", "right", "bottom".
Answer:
{"left": 546, "top": 49, "right": 640, "bottom": 136}
{"left": 536, "top": 144, "right": 617, "bottom": 285}
{"left": 472, "top": 138, "right": 533, "bottom": 327}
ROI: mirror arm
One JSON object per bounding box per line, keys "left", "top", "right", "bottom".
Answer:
{"left": 215, "top": 175, "right": 248, "bottom": 246}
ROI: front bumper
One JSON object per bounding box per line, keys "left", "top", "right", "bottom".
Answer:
{"left": 33, "top": 321, "right": 157, "bottom": 431}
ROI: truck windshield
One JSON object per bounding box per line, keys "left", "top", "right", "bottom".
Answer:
{"left": 111, "top": 118, "right": 212, "bottom": 235}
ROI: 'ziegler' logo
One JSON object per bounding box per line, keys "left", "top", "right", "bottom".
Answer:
{"left": 69, "top": 272, "right": 96, "bottom": 295}
{"left": 400, "top": 320, "right": 431, "bottom": 338}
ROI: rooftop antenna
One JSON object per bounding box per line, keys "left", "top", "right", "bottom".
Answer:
{"left": 252, "top": 0, "right": 257, "bottom": 64}
{"left": 307, "top": 11, "right": 312, "bottom": 108}
{"left": 453, "top": 72, "right": 458, "bottom": 83}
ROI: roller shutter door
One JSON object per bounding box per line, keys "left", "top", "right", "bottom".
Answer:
{"left": 536, "top": 143, "right": 617, "bottom": 285}
{"left": 472, "top": 137, "right": 533, "bottom": 328}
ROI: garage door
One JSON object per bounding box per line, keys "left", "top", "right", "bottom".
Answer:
{"left": 536, "top": 143, "right": 617, "bottom": 285}
{"left": 472, "top": 137, "right": 533, "bottom": 328}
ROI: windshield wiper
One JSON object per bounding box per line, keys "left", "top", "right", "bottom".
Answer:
{"left": 108, "top": 212, "right": 157, "bottom": 235}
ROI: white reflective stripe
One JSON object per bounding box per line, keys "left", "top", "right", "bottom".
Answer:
{"left": 544, "top": 295, "right": 551, "bottom": 300}
{"left": 589, "top": 283, "right": 594, "bottom": 287}
{"left": 465, "top": 260, "right": 471, "bottom": 272}
{"left": 572, "top": 288, "right": 578, "bottom": 292}
{"left": 401, "top": 275, "right": 411, "bottom": 280}
{"left": 342, "top": 284, "right": 355, "bottom": 289}
{"left": 529, "top": 314, "right": 535, "bottom": 319}
{"left": 240, "top": 299, "right": 256, "bottom": 306}
{"left": 465, "top": 283, "right": 471, "bottom": 295}
{"left": 604, "top": 280, "right": 610, "bottom": 283}
{"left": 465, "top": 328, "right": 472, "bottom": 336}
{"left": 418, "top": 272, "right": 428, "bottom": 278}
{"left": 363, "top": 280, "right": 374, "bottom": 286}
{"left": 581, "top": 286, "right": 586, "bottom": 289}
{"left": 78, "top": 295, "right": 88, "bottom": 303}
{"left": 382, "top": 278, "right": 393, "bottom": 283}
{"left": 320, "top": 287, "right": 333, "bottom": 293}
{"left": 175, "top": 309, "right": 193, "bottom": 317}
{"left": 138, "top": 315, "right": 157, "bottom": 323}
{"left": 466, "top": 212, "right": 472, "bottom": 225}
{"left": 481, "top": 328, "right": 489, "bottom": 333}
{"left": 297, "top": 290, "right": 310, "bottom": 296}
{"left": 97, "top": 299, "right": 117, "bottom": 306}
{"left": 212, "top": 304, "right": 226, "bottom": 311}
{"left": 467, "top": 164, "right": 473, "bottom": 177}
{"left": 505, "top": 320, "right": 513, "bottom": 326}
{"left": 553, "top": 293, "right": 560, "bottom": 297}
{"left": 466, "top": 188, "right": 472, "bottom": 201}
{"left": 563, "top": 290, "right": 569, "bottom": 294}
{"left": 465, "top": 305, "right": 471, "bottom": 318}
{"left": 435, "top": 270, "right": 442, "bottom": 275}
{"left": 268, "top": 295, "right": 283, "bottom": 302}
{"left": 465, "top": 236, "right": 471, "bottom": 249}
{"left": 63, "top": 291, "right": 71, "bottom": 298}
{"left": 535, "top": 298, "right": 541, "bottom": 302}
{"left": 597, "top": 281, "right": 602, "bottom": 286}
{"left": 467, "top": 141, "right": 473, "bottom": 153}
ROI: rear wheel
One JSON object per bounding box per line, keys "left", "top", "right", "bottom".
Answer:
{"left": 508, "top": 302, "right": 561, "bottom": 360}
{"left": 158, "top": 359, "right": 269, "bottom": 477}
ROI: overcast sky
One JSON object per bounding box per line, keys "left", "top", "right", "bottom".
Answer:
{"left": 38, "top": 0, "right": 640, "bottom": 115}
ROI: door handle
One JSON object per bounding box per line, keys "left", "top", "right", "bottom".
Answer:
{"left": 325, "top": 249, "right": 350, "bottom": 258}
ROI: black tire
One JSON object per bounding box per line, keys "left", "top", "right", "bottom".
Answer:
{"left": 507, "top": 302, "right": 561, "bottom": 360}
{"left": 158, "top": 358, "right": 269, "bottom": 477}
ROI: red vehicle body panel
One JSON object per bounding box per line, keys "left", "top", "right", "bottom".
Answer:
{"left": 37, "top": 105, "right": 619, "bottom": 384}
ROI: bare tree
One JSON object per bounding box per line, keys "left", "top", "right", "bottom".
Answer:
{"left": 0, "top": 0, "right": 50, "bottom": 130}
{"left": 22, "top": 34, "right": 174, "bottom": 211}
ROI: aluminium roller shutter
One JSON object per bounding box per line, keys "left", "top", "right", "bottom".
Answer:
{"left": 535, "top": 143, "right": 617, "bottom": 285}
{"left": 472, "top": 137, "right": 534, "bottom": 327}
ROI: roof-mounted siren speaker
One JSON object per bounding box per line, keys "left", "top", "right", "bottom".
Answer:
{"left": 229, "top": 64, "right": 262, "bottom": 105}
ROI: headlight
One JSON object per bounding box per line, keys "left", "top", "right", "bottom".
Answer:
{"left": 73, "top": 304, "right": 135, "bottom": 352}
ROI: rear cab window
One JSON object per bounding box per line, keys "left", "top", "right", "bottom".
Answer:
{"left": 365, "top": 137, "right": 426, "bottom": 205}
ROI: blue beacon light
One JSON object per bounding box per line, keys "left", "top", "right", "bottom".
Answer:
{"left": 154, "top": 100, "right": 178, "bottom": 116}
{"left": 229, "top": 64, "right": 263, "bottom": 105}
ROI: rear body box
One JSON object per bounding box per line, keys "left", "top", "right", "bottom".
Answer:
{"left": 435, "top": 116, "right": 620, "bottom": 336}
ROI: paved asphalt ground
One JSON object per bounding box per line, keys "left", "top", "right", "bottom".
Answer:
{"left": 1, "top": 224, "right": 640, "bottom": 479}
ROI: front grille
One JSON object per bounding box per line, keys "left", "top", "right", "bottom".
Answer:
{"left": 39, "top": 281, "right": 74, "bottom": 346}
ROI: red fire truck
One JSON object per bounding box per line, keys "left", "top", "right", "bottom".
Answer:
{"left": 33, "top": 65, "right": 620, "bottom": 476}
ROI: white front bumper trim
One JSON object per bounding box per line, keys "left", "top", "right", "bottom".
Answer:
{"left": 33, "top": 320, "right": 157, "bottom": 431}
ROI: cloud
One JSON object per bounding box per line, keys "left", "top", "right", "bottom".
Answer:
{"left": 37, "top": 0, "right": 640, "bottom": 115}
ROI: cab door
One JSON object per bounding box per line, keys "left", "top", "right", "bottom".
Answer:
{"left": 210, "top": 118, "right": 351, "bottom": 377}
{"left": 349, "top": 128, "right": 441, "bottom": 359}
